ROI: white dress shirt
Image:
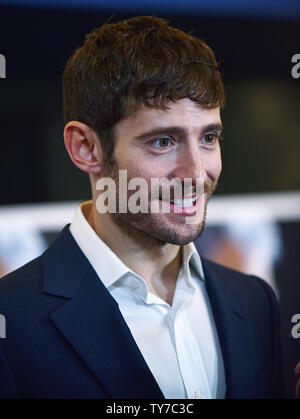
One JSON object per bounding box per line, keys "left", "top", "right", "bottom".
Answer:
{"left": 70, "top": 201, "right": 226, "bottom": 399}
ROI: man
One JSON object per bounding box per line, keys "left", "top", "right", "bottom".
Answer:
{"left": 0, "top": 16, "right": 283, "bottom": 399}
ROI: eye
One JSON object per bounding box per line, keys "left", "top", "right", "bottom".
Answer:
{"left": 152, "top": 137, "right": 171, "bottom": 148}
{"left": 202, "top": 133, "right": 218, "bottom": 144}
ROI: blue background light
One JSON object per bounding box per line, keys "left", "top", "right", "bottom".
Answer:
{"left": 0, "top": 0, "right": 299, "bottom": 20}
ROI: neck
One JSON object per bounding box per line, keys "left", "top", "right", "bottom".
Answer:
{"left": 85, "top": 201, "right": 182, "bottom": 304}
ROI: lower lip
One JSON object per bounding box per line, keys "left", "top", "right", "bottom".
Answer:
{"left": 160, "top": 198, "right": 199, "bottom": 216}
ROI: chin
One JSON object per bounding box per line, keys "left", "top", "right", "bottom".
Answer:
{"left": 150, "top": 210, "right": 207, "bottom": 245}
{"left": 152, "top": 224, "right": 205, "bottom": 245}
{"left": 112, "top": 209, "right": 206, "bottom": 246}
{"left": 134, "top": 216, "right": 206, "bottom": 245}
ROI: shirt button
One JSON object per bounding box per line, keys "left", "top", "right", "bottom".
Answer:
{"left": 194, "top": 390, "right": 203, "bottom": 399}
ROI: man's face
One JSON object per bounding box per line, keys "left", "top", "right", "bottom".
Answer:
{"left": 101, "top": 98, "right": 222, "bottom": 245}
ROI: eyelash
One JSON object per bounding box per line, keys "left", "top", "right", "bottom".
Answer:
{"left": 151, "top": 133, "right": 221, "bottom": 149}
{"left": 152, "top": 137, "right": 173, "bottom": 148}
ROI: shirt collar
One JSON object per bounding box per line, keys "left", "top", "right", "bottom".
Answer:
{"left": 69, "top": 201, "right": 135, "bottom": 288}
{"left": 69, "top": 201, "right": 205, "bottom": 291}
{"left": 181, "top": 241, "right": 205, "bottom": 283}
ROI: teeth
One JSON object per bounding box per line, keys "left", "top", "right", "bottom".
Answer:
{"left": 171, "top": 197, "right": 196, "bottom": 207}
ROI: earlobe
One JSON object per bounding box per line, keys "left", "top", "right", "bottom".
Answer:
{"left": 64, "top": 121, "right": 102, "bottom": 174}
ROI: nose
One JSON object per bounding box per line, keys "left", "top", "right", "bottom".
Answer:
{"left": 172, "top": 142, "right": 205, "bottom": 184}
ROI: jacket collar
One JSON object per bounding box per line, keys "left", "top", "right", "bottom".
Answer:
{"left": 42, "top": 225, "right": 256, "bottom": 399}
{"left": 200, "top": 257, "right": 257, "bottom": 398}
{"left": 42, "top": 225, "right": 164, "bottom": 399}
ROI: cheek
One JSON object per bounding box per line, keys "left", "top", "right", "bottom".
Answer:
{"left": 115, "top": 148, "right": 162, "bottom": 180}
{"left": 206, "top": 152, "right": 222, "bottom": 182}
{"left": 216, "top": 158, "right": 222, "bottom": 178}
{"left": 116, "top": 155, "right": 158, "bottom": 181}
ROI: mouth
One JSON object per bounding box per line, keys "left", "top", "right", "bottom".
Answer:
{"left": 159, "top": 193, "right": 201, "bottom": 215}
{"left": 169, "top": 195, "right": 197, "bottom": 207}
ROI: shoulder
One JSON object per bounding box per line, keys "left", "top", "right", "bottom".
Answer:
{"left": 0, "top": 256, "right": 53, "bottom": 336}
{"left": 0, "top": 225, "right": 72, "bottom": 306}
{"left": 0, "top": 256, "right": 43, "bottom": 305}
{"left": 202, "top": 256, "right": 275, "bottom": 294}
{"left": 201, "top": 257, "right": 279, "bottom": 322}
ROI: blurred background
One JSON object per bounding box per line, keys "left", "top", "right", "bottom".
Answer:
{"left": 0, "top": 0, "right": 299, "bottom": 398}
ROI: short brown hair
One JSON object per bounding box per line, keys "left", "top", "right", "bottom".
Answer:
{"left": 63, "top": 16, "right": 225, "bottom": 161}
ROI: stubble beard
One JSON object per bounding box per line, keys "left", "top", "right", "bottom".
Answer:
{"left": 101, "top": 160, "right": 216, "bottom": 246}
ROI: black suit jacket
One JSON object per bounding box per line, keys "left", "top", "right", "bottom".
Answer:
{"left": 0, "top": 225, "right": 283, "bottom": 398}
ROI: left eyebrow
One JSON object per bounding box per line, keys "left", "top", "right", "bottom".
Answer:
{"left": 134, "top": 123, "right": 223, "bottom": 141}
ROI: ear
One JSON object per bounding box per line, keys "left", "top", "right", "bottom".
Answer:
{"left": 64, "top": 121, "right": 102, "bottom": 174}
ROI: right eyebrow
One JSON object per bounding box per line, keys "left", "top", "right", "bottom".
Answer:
{"left": 134, "top": 126, "right": 186, "bottom": 141}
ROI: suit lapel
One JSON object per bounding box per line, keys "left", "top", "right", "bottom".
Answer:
{"left": 201, "top": 258, "right": 257, "bottom": 398}
{"left": 42, "top": 226, "right": 258, "bottom": 398}
{"left": 42, "top": 226, "right": 164, "bottom": 399}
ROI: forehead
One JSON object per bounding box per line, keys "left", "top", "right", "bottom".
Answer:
{"left": 116, "top": 98, "right": 221, "bottom": 137}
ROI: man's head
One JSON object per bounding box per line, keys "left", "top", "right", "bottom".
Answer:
{"left": 63, "top": 16, "right": 225, "bottom": 245}
{"left": 63, "top": 16, "right": 224, "bottom": 163}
